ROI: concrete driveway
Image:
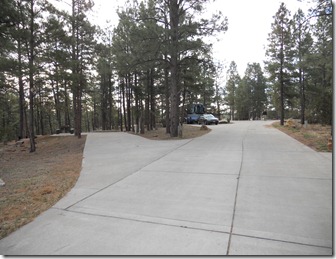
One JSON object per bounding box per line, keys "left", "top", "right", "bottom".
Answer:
{"left": 0, "top": 121, "right": 332, "bottom": 255}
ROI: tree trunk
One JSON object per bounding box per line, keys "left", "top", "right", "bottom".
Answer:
{"left": 18, "top": 36, "right": 25, "bottom": 140}
{"left": 71, "top": 0, "right": 83, "bottom": 139}
{"left": 108, "top": 73, "right": 113, "bottom": 130}
{"left": 279, "top": 29, "right": 285, "bottom": 126}
{"left": 28, "top": 0, "right": 36, "bottom": 152}
{"left": 101, "top": 73, "right": 106, "bottom": 130}
{"left": 134, "top": 73, "right": 140, "bottom": 134}
{"left": 180, "top": 87, "right": 186, "bottom": 124}
{"left": 150, "top": 69, "right": 156, "bottom": 130}
{"left": 216, "top": 85, "right": 221, "bottom": 120}
{"left": 64, "top": 81, "right": 71, "bottom": 127}
{"left": 39, "top": 86, "right": 45, "bottom": 135}
{"left": 140, "top": 101, "right": 145, "bottom": 134}
{"left": 300, "top": 68, "right": 305, "bottom": 125}
{"left": 145, "top": 70, "right": 150, "bottom": 131}
{"left": 165, "top": 66, "right": 170, "bottom": 134}
{"left": 51, "top": 79, "right": 61, "bottom": 130}
{"left": 76, "top": 73, "right": 82, "bottom": 138}
{"left": 169, "top": 0, "right": 180, "bottom": 137}
{"left": 164, "top": 14, "right": 170, "bottom": 134}
{"left": 122, "top": 79, "right": 127, "bottom": 131}
{"left": 48, "top": 113, "right": 53, "bottom": 134}
{"left": 126, "top": 74, "right": 132, "bottom": 132}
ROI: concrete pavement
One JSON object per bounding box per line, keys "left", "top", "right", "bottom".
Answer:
{"left": 0, "top": 121, "right": 332, "bottom": 255}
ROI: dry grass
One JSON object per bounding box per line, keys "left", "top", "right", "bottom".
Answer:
{"left": 272, "top": 121, "right": 332, "bottom": 152}
{"left": 0, "top": 135, "right": 86, "bottom": 240}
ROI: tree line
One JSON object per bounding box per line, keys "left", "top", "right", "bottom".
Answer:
{"left": 0, "top": 0, "right": 227, "bottom": 151}
{"left": 224, "top": 0, "right": 332, "bottom": 125}
{"left": 0, "top": 0, "right": 332, "bottom": 152}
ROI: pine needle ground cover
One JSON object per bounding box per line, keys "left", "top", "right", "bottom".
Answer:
{"left": 272, "top": 121, "right": 332, "bottom": 152}
{"left": 0, "top": 135, "right": 86, "bottom": 240}
{"left": 130, "top": 124, "right": 212, "bottom": 140}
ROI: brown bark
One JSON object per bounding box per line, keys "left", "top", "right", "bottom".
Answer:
{"left": 169, "top": 0, "right": 180, "bottom": 137}
{"left": 28, "top": 0, "right": 35, "bottom": 152}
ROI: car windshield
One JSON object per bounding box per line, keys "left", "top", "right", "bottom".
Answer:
{"left": 204, "top": 114, "right": 215, "bottom": 118}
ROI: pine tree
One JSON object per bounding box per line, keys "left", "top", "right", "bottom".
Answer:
{"left": 70, "top": 0, "right": 95, "bottom": 138}
{"left": 0, "top": 0, "right": 23, "bottom": 141}
{"left": 308, "top": 0, "right": 332, "bottom": 125}
{"left": 292, "top": 9, "right": 313, "bottom": 124}
{"left": 235, "top": 76, "right": 250, "bottom": 120}
{"left": 213, "top": 62, "right": 225, "bottom": 119}
{"left": 162, "top": 0, "right": 228, "bottom": 137}
{"left": 42, "top": 4, "right": 72, "bottom": 131}
{"left": 243, "top": 63, "right": 267, "bottom": 120}
{"left": 27, "top": 0, "right": 41, "bottom": 152}
{"left": 225, "top": 61, "right": 240, "bottom": 120}
{"left": 265, "top": 3, "right": 294, "bottom": 125}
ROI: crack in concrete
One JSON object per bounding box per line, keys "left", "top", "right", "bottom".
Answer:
{"left": 226, "top": 126, "right": 248, "bottom": 255}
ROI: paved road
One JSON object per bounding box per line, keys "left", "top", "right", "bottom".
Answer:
{"left": 0, "top": 121, "right": 332, "bottom": 255}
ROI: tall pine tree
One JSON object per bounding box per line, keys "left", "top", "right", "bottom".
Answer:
{"left": 265, "top": 3, "right": 294, "bottom": 125}
{"left": 292, "top": 9, "right": 313, "bottom": 125}
{"left": 225, "top": 61, "right": 240, "bottom": 120}
{"left": 308, "top": 0, "right": 332, "bottom": 125}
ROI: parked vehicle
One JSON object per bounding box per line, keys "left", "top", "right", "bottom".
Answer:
{"left": 186, "top": 113, "right": 200, "bottom": 124}
{"left": 198, "top": 114, "right": 219, "bottom": 125}
{"left": 185, "top": 103, "right": 205, "bottom": 124}
{"left": 56, "top": 125, "right": 74, "bottom": 134}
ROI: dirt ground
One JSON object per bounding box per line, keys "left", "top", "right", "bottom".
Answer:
{"left": 0, "top": 135, "right": 86, "bottom": 240}
{"left": 129, "top": 124, "right": 212, "bottom": 140}
{"left": 272, "top": 121, "right": 332, "bottom": 152}
{"left": 0, "top": 122, "right": 331, "bottom": 240}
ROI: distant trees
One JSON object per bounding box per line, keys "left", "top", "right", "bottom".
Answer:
{"left": 213, "top": 62, "right": 225, "bottom": 119}
{"left": 0, "top": 0, "right": 96, "bottom": 150}
{"left": 225, "top": 61, "right": 240, "bottom": 120}
{"left": 240, "top": 64, "right": 267, "bottom": 120}
{"left": 224, "top": 61, "right": 267, "bottom": 121}
{"left": 308, "top": 0, "right": 332, "bottom": 125}
{"left": 0, "top": 0, "right": 332, "bottom": 149}
{"left": 265, "top": 0, "right": 332, "bottom": 125}
{"left": 0, "top": 0, "right": 20, "bottom": 143}
{"left": 223, "top": 1, "right": 332, "bottom": 124}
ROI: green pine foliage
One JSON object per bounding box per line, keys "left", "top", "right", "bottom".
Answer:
{"left": 0, "top": 0, "right": 332, "bottom": 146}
{"left": 224, "top": 61, "right": 241, "bottom": 120}
{"left": 264, "top": 0, "right": 332, "bottom": 125}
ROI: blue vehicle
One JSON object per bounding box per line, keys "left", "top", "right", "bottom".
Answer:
{"left": 186, "top": 113, "right": 200, "bottom": 124}
{"left": 185, "top": 104, "right": 205, "bottom": 124}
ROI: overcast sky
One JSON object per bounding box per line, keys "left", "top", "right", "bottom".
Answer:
{"left": 89, "top": 0, "right": 313, "bottom": 79}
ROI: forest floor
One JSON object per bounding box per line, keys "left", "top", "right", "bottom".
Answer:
{"left": 0, "top": 122, "right": 331, "bottom": 240}
{"left": 0, "top": 135, "right": 86, "bottom": 240}
{"left": 129, "top": 124, "right": 212, "bottom": 140}
{"left": 272, "top": 120, "right": 332, "bottom": 152}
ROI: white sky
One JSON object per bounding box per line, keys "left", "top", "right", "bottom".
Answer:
{"left": 207, "top": 0, "right": 312, "bottom": 77}
{"left": 89, "top": 0, "right": 313, "bottom": 79}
